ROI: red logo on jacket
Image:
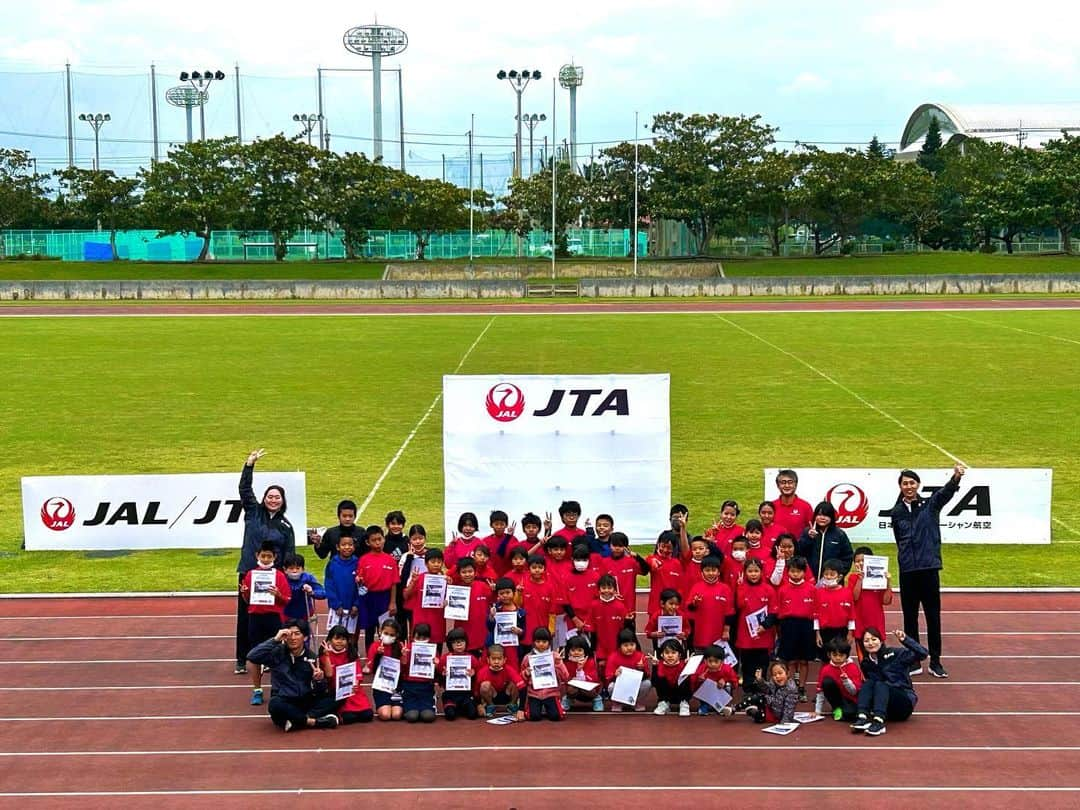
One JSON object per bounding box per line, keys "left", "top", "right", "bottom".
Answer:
{"left": 40, "top": 497, "right": 76, "bottom": 531}
{"left": 827, "top": 483, "right": 870, "bottom": 528}
{"left": 485, "top": 383, "right": 525, "bottom": 422}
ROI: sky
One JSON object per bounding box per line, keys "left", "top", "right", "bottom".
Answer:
{"left": 2, "top": 0, "right": 1079, "bottom": 187}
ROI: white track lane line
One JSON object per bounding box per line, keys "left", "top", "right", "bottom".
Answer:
{"left": 354, "top": 316, "right": 495, "bottom": 520}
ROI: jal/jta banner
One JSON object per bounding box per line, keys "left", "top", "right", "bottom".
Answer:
{"left": 443, "top": 374, "right": 671, "bottom": 544}
{"left": 22, "top": 472, "right": 308, "bottom": 551}
{"left": 763, "top": 467, "right": 1051, "bottom": 544}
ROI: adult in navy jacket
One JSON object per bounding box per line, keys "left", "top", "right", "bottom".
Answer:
{"left": 851, "top": 627, "right": 928, "bottom": 737}
{"left": 234, "top": 449, "right": 296, "bottom": 674}
{"left": 796, "top": 501, "right": 854, "bottom": 579}
{"left": 889, "top": 463, "right": 965, "bottom": 679}
{"left": 246, "top": 619, "right": 339, "bottom": 731}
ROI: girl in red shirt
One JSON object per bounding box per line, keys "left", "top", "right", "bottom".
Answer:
{"left": 705, "top": 500, "right": 743, "bottom": 554}
{"left": 603, "top": 628, "right": 652, "bottom": 711}
{"left": 734, "top": 557, "right": 778, "bottom": 695}
{"left": 319, "top": 624, "right": 374, "bottom": 724}
{"left": 356, "top": 525, "right": 399, "bottom": 654}
{"left": 562, "top": 635, "right": 603, "bottom": 712}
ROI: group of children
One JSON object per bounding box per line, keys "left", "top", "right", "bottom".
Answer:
{"left": 241, "top": 496, "right": 901, "bottom": 731}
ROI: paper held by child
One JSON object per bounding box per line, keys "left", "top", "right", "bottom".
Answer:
{"left": 678, "top": 654, "right": 704, "bottom": 684}
{"left": 568, "top": 678, "right": 600, "bottom": 692}
{"left": 409, "top": 642, "right": 438, "bottom": 680}
{"left": 762, "top": 722, "right": 799, "bottom": 735}
{"left": 745, "top": 606, "right": 769, "bottom": 639}
{"left": 334, "top": 661, "right": 357, "bottom": 701}
{"left": 444, "top": 654, "right": 472, "bottom": 691}
{"left": 692, "top": 679, "right": 732, "bottom": 711}
{"left": 421, "top": 574, "right": 448, "bottom": 609}
{"left": 249, "top": 569, "right": 276, "bottom": 606}
{"left": 493, "top": 612, "right": 519, "bottom": 646}
{"left": 377, "top": 610, "right": 391, "bottom": 626}
{"left": 443, "top": 585, "right": 470, "bottom": 620}
{"left": 709, "top": 640, "right": 738, "bottom": 667}
{"left": 793, "top": 712, "right": 824, "bottom": 724}
{"left": 371, "top": 656, "right": 401, "bottom": 693}
{"left": 657, "top": 615, "right": 682, "bottom": 637}
{"left": 529, "top": 651, "right": 558, "bottom": 690}
{"left": 862, "top": 555, "right": 889, "bottom": 590}
{"left": 610, "top": 667, "right": 644, "bottom": 706}
{"left": 327, "top": 609, "right": 357, "bottom": 635}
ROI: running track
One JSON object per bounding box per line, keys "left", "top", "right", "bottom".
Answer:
{"left": 2, "top": 296, "right": 1080, "bottom": 317}
{"left": 1, "top": 592, "right": 1078, "bottom": 808}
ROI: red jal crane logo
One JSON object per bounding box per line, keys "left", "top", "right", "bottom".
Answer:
{"left": 485, "top": 383, "right": 525, "bottom": 422}
{"left": 826, "top": 483, "right": 870, "bottom": 528}
{"left": 40, "top": 497, "right": 76, "bottom": 531}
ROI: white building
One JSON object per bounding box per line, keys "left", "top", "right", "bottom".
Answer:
{"left": 897, "top": 103, "right": 1080, "bottom": 160}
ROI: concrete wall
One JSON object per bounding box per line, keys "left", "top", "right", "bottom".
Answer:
{"left": 384, "top": 261, "right": 723, "bottom": 280}
{"left": 3, "top": 273, "right": 1079, "bottom": 301}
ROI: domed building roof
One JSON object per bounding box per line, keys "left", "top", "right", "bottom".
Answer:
{"left": 896, "top": 103, "right": 1080, "bottom": 160}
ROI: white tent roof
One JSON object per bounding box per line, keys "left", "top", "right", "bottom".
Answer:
{"left": 900, "top": 103, "right": 1080, "bottom": 151}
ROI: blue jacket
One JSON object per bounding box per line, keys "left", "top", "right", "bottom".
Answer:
{"left": 859, "top": 635, "right": 929, "bottom": 707}
{"left": 284, "top": 571, "right": 326, "bottom": 620}
{"left": 796, "top": 525, "right": 854, "bottom": 579}
{"left": 246, "top": 637, "right": 327, "bottom": 700}
{"left": 324, "top": 554, "right": 360, "bottom": 612}
{"left": 235, "top": 464, "right": 296, "bottom": 574}
{"left": 890, "top": 474, "right": 961, "bottom": 573}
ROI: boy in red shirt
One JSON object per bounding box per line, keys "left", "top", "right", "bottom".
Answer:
{"left": 504, "top": 547, "right": 530, "bottom": 594}
{"left": 496, "top": 512, "right": 540, "bottom": 576}
{"left": 646, "top": 531, "right": 684, "bottom": 615}
{"left": 587, "top": 574, "right": 635, "bottom": 676}
{"left": 777, "top": 556, "right": 816, "bottom": 701}
{"left": 645, "top": 588, "right": 690, "bottom": 647}
{"left": 521, "top": 628, "right": 570, "bottom": 721}
{"left": 240, "top": 541, "right": 292, "bottom": 706}
{"left": 690, "top": 643, "right": 739, "bottom": 716}
{"left": 356, "top": 525, "right": 400, "bottom": 655}
{"left": 548, "top": 500, "right": 587, "bottom": 545}
{"left": 520, "top": 554, "right": 559, "bottom": 648}
{"left": 482, "top": 509, "right": 517, "bottom": 576}
{"left": 487, "top": 578, "right": 526, "bottom": 668}
{"left": 470, "top": 544, "right": 497, "bottom": 588}
{"left": 452, "top": 558, "right": 494, "bottom": 655}
{"left": 602, "top": 532, "right": 648, "bottom": 604}
{"left": 682, "top": 536, "right": 711, "bottom": 589}
{"left": 813, "top": 558, "right": 857, "bottom": 660}
{"left": 402, "top": 548, "right": 448, "bottom": 649}
{"left": 652, "top": 638, "right": 692, "bottom": 716}
{"left": 772, "top": 469, "right": 813, "bottom": 538}
{"left": 685, "top": 556, "right": 735, "bottom": 652}
{"left": 438, "top": 628, "right": 481, "bottom": 721}
{"left": 562, "top": 545, "right": 600, "bottom": 642}
{"left": 603, "top": 628, "right": 652, "bottom": 711}
{"left": 476, "top": 643, "right": 526, "bottom": 720}
{"left": 815, "top": 637, "right": 864, "bottom": 721}
{"left": 849, "top": 545, "right": 892, "bottom": 657}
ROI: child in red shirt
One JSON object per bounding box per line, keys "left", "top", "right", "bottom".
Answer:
{"left": 476, "top": 643, "right": 526, "bottom": 720}
{"left": 645, "top": 588, "right": 690, "bottom": 647}
{"left": 496, "top": 512, "right": 541, "bottom": 576}
{"left": 548, "top": 500, "right": 587, "bottom": 545}
{"left": 356, "top": 525, "right": 399, "bottom": 654}
{"left": 470, "top": 544, "right": 497, "bottom": 588}
{"left": 682, "top": 536, "right": 711, "bottom": 589}
{"left": 602, "top": 532, "right": 648, "bottom": 604}
{"left": 521, "top": 554, "right": 559, "bottom": 647}
{"left": 685, "top": 556, "right": 735, "bottom": 652}
{"left": 319, "top": 624, "right": 373, "bottom": 724}
{"left": 766, "top": 533, "right": 816, "bottom": 588}
{"left": 646, "top": 531, "right": 684, "bottom": 615}
{"left": 452, "top": 557, "right": 494, "bottom": 655}
{"left": 813, "top": 558, "right": 857, "bottom": 660}
{"left": 437, "top": 628, "right": 480, "bottom": 721}
{"left": 757, "top": 500, "right": 784, "bottom": 548}
{"left": 743, "top": 519, "right": 771, "bottom": 563}
{"left": 603, "top": 628, "right": 652, "bottom": 712}
{"left": 562, "top": 545, "right": 600, "bottom": 642}
{"left": 652, "top": 638, "right": 692, "bottom": 716}
{"left": 444, "top": 511, "right": 484, "bottom": 572}
{"left": 815, "top": 637, "right": 864, "bottom": 720}
{"left": 849, "top": 546, "right": 892, "bottom": 657}
{"left": 362, "top": 617, "right": 404, "bottom": 721}
{"left": 562, "top": 635, "right": 603, "bottom": 712}
{"left": 690, "top": 643, "right": 738, "bottom": 716}
{"left": 777, "top": 556, "right": 816, "bottom": 701}
{"left": 504, "top": 546, "right": 530, "bottom": 594}
{"left": 587, "top": 575, "right": 635, "bottom": 674}
{"left": 240, "top": 541, "right": 291, "bottom": 706}
{"left": 734, "top": 557, "right": 778, "bottom": 693}
{"left": 521, "top": 628, "right": 570, "bottom": 721}
{"left": 704, "top": 500, "right": 743, "bottom": 554}
{"left": 402, "top": 548, "right": 448, "bottom": 648}
{"left": 482, "top": 509, "right": 517, "bottom": 576}
{"left": 487, "top": 578, "right": 526, "bottom": 669}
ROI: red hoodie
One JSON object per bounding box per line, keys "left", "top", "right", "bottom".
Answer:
{"left": 735, "top": 579, "right": 778, "bottom": 651}
{"left": 686, "top": 578, "right": 735, "bottom": 649}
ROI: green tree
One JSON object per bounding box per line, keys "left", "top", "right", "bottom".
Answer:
{"left": 1026, "top": 135, "right": 1080, "bottom": 253}
{"left": 746, "top": 149, "right": 803, "bottom": 256}
{"left": 917, "top": 117, "right": 945, "bottom": 175}
{"left": 867, "top": 135, "right": 891, "bottom": 160}
{"left": 647, "top": 112, "right": 775, "bottom": 255}
{"left": 795, "top": 148, "right": 883, "bottom": 255}
{"left": 587, "top": 141, "right": 654, "bottom": 233}
{"left": 390, "top": 175, "right": 472, "bottom": 260}
{"left": 54, "top": 168, "right": 141, "bottom": 260}
{"left": 0, "top": 149, "right": 49, "bottom": 255}
{"left": 944, "top": 141, "right": 1035, "bottom": 253}
{"left": 882, "top": 160, "right": 957, "bottom": 249}
{"left": 239, "top": 135, "right": 322, "bottom": 261}
{"left": 503, "top": 161, "right": 588, "bottom": 256}
{"left": 310, "top": 151, "right": 397, "bottom": 259}
{"left": 139, "top": 138, "right": 246, "bottom": 261}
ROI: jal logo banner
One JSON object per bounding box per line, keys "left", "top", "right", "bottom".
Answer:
{"left": 763, "top": 468, "right": 1051, "bottom": 545}
{"left": 444, "top": 374, "right": 671, "bottom": 544}
{"left": 21, "top": 472, "right": 307, "bottom": 551}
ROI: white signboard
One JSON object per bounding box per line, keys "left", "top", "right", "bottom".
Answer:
{"left": 763, "top": 468, "right": 1051, "bottom": 545}
{"left": 443, "top": 375, "right": 671, "bottom": 544}
{"left": 22, "top": 472, "right": 307, "bottom": 551}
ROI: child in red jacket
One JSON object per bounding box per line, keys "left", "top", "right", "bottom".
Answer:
{"left": 476, "top": 643, "right": 526, "bottom": 720}
{"left": 814, "top": 558, "right": 857, "bottom": 661}
{"left": 521, "top": 628, "right": 570, "bottom": 722}
{"left": 777, "top": 556, "right": 816, "bottom": 701}
{"left": 319, "top": 624, "right": 373, "bottom": 724}
{"left": 652, "top": 638, "right": 693, "bottom": 717}
{"left": 603, "top": 628, "right": 652, "bottom": 712}
{"left": 356, "top": 525, "right": 399, "bottom": 655}
{"left": 240, "top": 541, "right": 292, "bottom": 706}
{"left": 403, "top": 548, "right": 448, "bottom": 648}
{"left": 587, "top": 575, "right": 635, "bottom": 676}
{"left": 734, "top": 557, "right": 778, "bottom": 694}
{"left": 849, "top": 546, "right": 892, "bottom": 658}
{"left": 690, "top": 643, "right": 738, "bottom": 716}
{"left": 452, "top": 558, "right": 494, "bottom": 655}
{"left": 561, "top": 545, "right": 600, "bottom": 643}
{"left": 602, "top": 532, "right": 649, "bottom": 603}
{"left": 816, "top": 637, "right": 864, "bottom": 720}
{"left": 685, "top": 556, "right": 735, "bottom": 652}
{"left": 646, "top": 531, "right": 684, "bottom": 615}
{"left": 562, "top": 635, "right": 603, "bottom": 712}
{"left": 645, "top": 588, "right": 690, "bottom": 647}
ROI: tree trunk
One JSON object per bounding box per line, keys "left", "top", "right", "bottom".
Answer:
{"left": 198, "top": 231, "right": 211, "bottom": 262}
{"left": 110, "top": 228, "right": 119, "bottom": 261}
{"left": 273, "top": 233, "right": 287, "bottom": 262}
{"left": 415, "top": 234, "right": 427, "bottom": 260}
{"left": 769, "top": 223, "right": 781, "bottom": 257}
{"left": 1061, "top": 226, "right": 1073, "bottom": 255}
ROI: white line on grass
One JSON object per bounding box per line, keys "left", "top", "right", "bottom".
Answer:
{"left": 715, "top": 316, "right": 969, "bottom": 466}
{"left": 942, "top": 312, "right": 1080, "bottom": 347}
{"left": 355, "top": 316, "right": 495, "bottom": 519}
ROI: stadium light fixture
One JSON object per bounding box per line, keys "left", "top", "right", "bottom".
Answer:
{"left": 515, "top": 113, "right": 547, "bottom": 176}
{"left": 497, "top": 67, "right": 542, "bottom": 178}
{"left": 180, "top": 68, "right": 226, "bottom": 140}
{"left": 292, "top": 113, "right": 324, "bottom": 146}
{"left": 78, "top": 112, "right": 110, "bottom": 171}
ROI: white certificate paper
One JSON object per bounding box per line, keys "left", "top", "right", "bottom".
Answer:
{"left": 372, "top": 656, "right": 401, "bottom": 693}
{"left": 409, "top": 642, "right": 437, "bottom": 680}
{"left": 657, "top": 615, "right": 683, "bottom": 637}
{"left": 693, "top": 678, "right": 732, "bottom": 711}
{"left": 762, "top": 722, "right": 799, "bottom": 735}
{"left": 421, "top": 574, "right": 447, "bottom": 609}
{"left": 249, "top": 569, "right": 276, "bottom": 606}
{"left": 745, "top": 606, "right": 769, "bottom": 639}
{"left": 444, "top": 654, "right": 472, "bottom": 691}
{"left": 334, "top": 660, "right": 357, "bottom": 701}
{"left": 610, "top": 667, "right": 644, "bottom": 706}
{"left": 444, "top": 585, "right": 470, "bottom": 620}
{"left": 863, "top": 555, "right": 889, "bottom": 590}
{"left": 529, "top": 651, "right": 558, "bottom": 690}
{"left": 494, "top": 612, "right": 519, "bottom": 646}
{"left": 678, "top": 653, "right": 704, "bottom": 685}
{"left": 327, "top": 608, "right": 357, "bottom": 635}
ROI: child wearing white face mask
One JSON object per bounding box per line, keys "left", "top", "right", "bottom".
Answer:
{"left": 282, "top": 553, "right": 326, "bottom": 652}
{"left": 814, "top": 559, "right": 857, "bottom": 665}
{"left": 561, "top": 544, "right": 601, "bottom": 645}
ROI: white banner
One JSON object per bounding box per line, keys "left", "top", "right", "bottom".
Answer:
{"left": 443, "top": 374, "right": 670, "bottom": 544}
{"left": 763, "top": 468, "right": 1051, "bottom": 544}
{"left": 22, "top": 472, "right": 307, "bottom": 551}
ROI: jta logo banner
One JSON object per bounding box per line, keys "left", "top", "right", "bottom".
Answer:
{"left": 763, "top": 468, "right": 1052, "bottom": 544}
{"left": 22, "top": 472, "right": 308, "bottom": 551}
{"left": 444, "top": 374, "right": 671, "bottom": 544}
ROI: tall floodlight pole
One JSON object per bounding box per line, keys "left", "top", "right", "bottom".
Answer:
{"left": 515, "top": 113, "right": 546, "bottom": 176}
{"left": 469, "top": 113, "right": 474, "bottom": 262}
{"left": 558, "top": 64, "right": 583, "bottom": 172}
{"left": 293, "top": 113, "right": 323, "bottom": 146}
{"left": 165, "top": 86, "right": 206, "bottom": 144}
{"left": 78, "top": 113, "right": 110, "bottom": 170}
{"left": 179, "top": 70, "right": 226, "bottom": 139}
{"left": 497, "top": 69, "right": 541, "bottom": 179}
{"left": 633, "top": 111, "right": 639, "bottom": 275}
{"left": 343, "top": 23, "right": 408, "bottom": 162}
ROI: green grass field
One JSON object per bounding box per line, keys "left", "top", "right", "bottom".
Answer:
{"left": 1, "top": 306, "right": 1078, "bottom": 592}
{"left": 2, "top": 252, "right": 1079, "bottom": 281}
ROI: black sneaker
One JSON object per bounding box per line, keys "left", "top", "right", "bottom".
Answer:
{"left": 929, "top": 661, "right": 949, "bottom": 679}
{"left": 909, "top": 665, "right": 923, "bottom": 677}
{"left": 797, "top": 688, "right": 808, "bottom": 703}
{"left": 850, "top": 713, "right": 871, "bottom": 733}
{"left": 865, "top": 718, "right": 887, "bottom": 736}
{"left": 314, "top": 714, "right": 339, "bottom": 729}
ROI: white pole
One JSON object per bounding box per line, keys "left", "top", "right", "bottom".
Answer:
{"left": 551, "top": 78, "right": 557, "bottom": 280}
{"left": 469, "top": 113, "right": 474, "bottom": 263}
{"left": 633, "top": 110, "right": 639, "bottom": 276}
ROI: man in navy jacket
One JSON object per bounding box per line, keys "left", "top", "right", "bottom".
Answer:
{"left": 889, "top": 462, "right": 966, "bottom": 679}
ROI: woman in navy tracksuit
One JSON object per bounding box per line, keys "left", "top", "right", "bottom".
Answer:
{"left": 234, "top": 449, "right": 296, "bottom": 673}
{"left": 850, "top": 627, "right": 928, "bottom": 737}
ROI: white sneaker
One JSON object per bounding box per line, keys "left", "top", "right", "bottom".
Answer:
{"left": 909, "top": 665, "right": 923, "bottom": 677}
{"left": 653, "top": 700, "right": 671, "bottom": 716}
{"left": 678, "top": 701, "right": 691, "bottom": 717}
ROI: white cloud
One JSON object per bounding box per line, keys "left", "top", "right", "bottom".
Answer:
{"left": 781, "top": 72, "right": 830, "bottom": 94}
